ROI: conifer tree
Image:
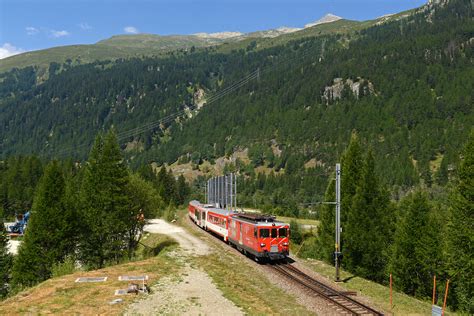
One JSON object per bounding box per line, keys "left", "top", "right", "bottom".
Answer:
{"left": 446, "top": 131, "right": 473, "bottom": 313}
{"left": 0, "top": 217, "right": 12, "bottom": 298}
{"left": 340, "top": 132, "right": 364, "bottom": 232}
{"left": 337, "top": 131, "right": 365, "bottom": 262}
{"left": 176, "top": 175, "right": 190, "bottom": 205}
{"left": 78, "top": 130, "right": 131, "bottom": 268}
{"left": 315, "top": 178, "right": 335, "bottom": 263}
{"left": 345, "top": 149, "right": 391, "bottom": 282}
{"left": 11, "top": 161, "right": 75, "bottom": 288}
{"left": 389, "top": 191, "right": 442, "bottom": 298}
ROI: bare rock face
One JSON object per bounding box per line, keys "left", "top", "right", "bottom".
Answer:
{"left": 322, "top": 77, "right": 375, "bottom": 104}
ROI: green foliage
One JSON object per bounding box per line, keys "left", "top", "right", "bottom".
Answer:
{"left": 340, "top": 132, "right": 364, "bottom": 228}
{"left": 11, "top": 161, "right": 76, "bottom": 288}
{"left": 315, "top": 178, "right": 335, "bottom": 262}
{"left": 51, "top": 257, "right": 76, "bottom": 278}
{"left": 163, "top": 202, "right": 177, "bottom": 222}
{"left": 0, "top": 156, "right": 43, "bottom": 218}
{"left": 445, "top": 130, "right": 474, "bottom": 313}
{"left": 78, "top": 130, "right": 132, "bottom": 269}
{"left": 0, "top": 218, "right": 13, "bottom": 298}
{"left": 389, "top": 191, "right": 442, "bottom": 298}
{"left": 344, "top": 149, "right": 391, "bottom": 282}
{"left": 289, "top": 220, "right": 302, "bottom": 244}
{"left": 176, "top": 175, "right": 190, "bottom": 205}
{"left": 128, "top": 173, "right": 165, "bottom": 218}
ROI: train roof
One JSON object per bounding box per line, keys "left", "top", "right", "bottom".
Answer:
{"left": 232, "top": 213, "right": 289, "bottom": 226}
{"left": 189, "top": 200, "right": 235, "bottom": 216}
{"left": 189, "top": 200, "right": 289, "bottom": 226}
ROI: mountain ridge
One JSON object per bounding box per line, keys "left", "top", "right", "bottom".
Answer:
{"left": 0, "top": 10, "right": 416, "bottom": 74}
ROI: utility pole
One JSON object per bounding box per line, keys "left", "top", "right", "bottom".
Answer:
{"left": 334, "top": 163, "right": 342, "bottom": 282}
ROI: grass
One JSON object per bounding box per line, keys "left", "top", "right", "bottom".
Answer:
{"left": 300, "top": 258, "right": 459, "bottom": 316}
{"left": 192, "top": 253, "right": 310, "bottom": 315}
{"left": 0, "top": 234, "right": 180, "bottom": 315}
{"left": 175, "top": 209, "right": 309, "bottom": 314}
{"left": 277, "top": 215, "right": 320, "bottom": 227}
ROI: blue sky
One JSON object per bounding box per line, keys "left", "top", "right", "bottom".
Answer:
{"left": 0, "top": 0, "right": 427, "bottom": 59}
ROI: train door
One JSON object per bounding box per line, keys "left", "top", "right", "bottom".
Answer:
{"left": 239, "top": 222, "right": 243, "bottom": 245}
{"left": 201, "top": 210, "right": 206, "bottom": 229}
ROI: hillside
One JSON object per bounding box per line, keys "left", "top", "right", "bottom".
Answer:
{"left": 0, "top": 0, "right": 472, "bottom": 201}
{"left": 0, "top": 10, "right": 415, "bottom": 75}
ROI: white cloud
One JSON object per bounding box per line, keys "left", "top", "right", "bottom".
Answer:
{"left": 0, "top": 43, "right": 25, "bottom": 59}
{"left": 78, "top": 22, "right": 92, "bottom": 30}
{"left": 26, "top": 26, "right": 39, "bottom": 35}
{"left": 124, "top": 26, "right": 139, "bottom": 34}
{"left": 50, "top": 30, "right": 70, "bottom": 38}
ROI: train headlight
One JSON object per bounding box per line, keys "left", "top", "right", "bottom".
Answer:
{"left": 260, "top": 243, "right": 266, "bottom": 247}
{"left": 283, "top": 242, "right": 288, "bottom": 246}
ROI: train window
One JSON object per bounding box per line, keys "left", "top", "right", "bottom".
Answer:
{"left": 254, "top": 228, "right": 257, "bottom": 238}
{"left": 279, "top": 228, "right": 287, "bottom": 237}
{"left": 260, "top": 229, "right": 269, "bottom": 238}
{"left": 271, "top": 228, "right": 277, "bottom": 238}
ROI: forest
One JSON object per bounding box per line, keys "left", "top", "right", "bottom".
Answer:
{"left": 0, "top": 0, "right": 472, "bottom": 312}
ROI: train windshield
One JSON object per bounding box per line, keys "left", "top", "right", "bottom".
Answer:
{"left": 259, "top": 229, "right": 269, "bottom": 238}
{"left": 279, "top": 228, "right": 287, "bottom": 237}
{"left": 271, "top": 228, "right": 277, "bottom": 238}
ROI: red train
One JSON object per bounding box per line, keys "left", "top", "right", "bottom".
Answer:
{"left": 188, "top": 200, "right": 290, "bottom": 260}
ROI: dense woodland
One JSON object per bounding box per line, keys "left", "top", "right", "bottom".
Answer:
{"left": 0, "top": 0, "right": 472, "bottom": 312}
{"left": 0, "top": 130, "right": 189, "bottom": 295}
{"left": 299, "top": 131, "right": 473, "bottom": 312}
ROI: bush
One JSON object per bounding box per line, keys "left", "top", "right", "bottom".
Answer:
{"left": 51, "top": 257, "right": 77, "bottom": 278}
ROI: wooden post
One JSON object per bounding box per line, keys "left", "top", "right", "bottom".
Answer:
{"left": 442, "top": 279, "right": 450, "bottom": 316}
{"left": 432, "top": 275, "right": 437, "bottom": 305}
{"left": 390, "top": 273, "right": 393, "bottom": 312}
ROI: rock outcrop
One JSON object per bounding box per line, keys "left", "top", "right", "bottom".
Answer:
{"left": 322, "top": 78, "right": 375, "bottom": 104}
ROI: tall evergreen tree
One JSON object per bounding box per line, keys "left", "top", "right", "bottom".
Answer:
{"left": 11, "top": 161, "right": 75, "bottom": 288}
{"left": 315, "top": 178, "right": 335, "bottom": 263}
{"left": 445, "top": 131, "right": 473, "bottom": 313}
{"left": 345, "top": 149, "right": 391, "bottom": 282}
{"left": 0, "top": 217, "right": 12, "bottom": 298}
{"left": 389, "top": 191, "right": 442, "bottom": 298}
{"left": 340, "top": 132, "right": 364, "bottom": 251}
{"left": 78, "top": 130, "right": 131, "bottom": 268}
{"left": 176, "top": 174, "right": 190, "bottom": 205}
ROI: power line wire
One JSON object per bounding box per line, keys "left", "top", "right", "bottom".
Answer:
{"left": 51, "top": 40, "right": 321, "bottom": 158}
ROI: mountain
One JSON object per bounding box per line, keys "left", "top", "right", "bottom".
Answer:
{"left": 0, "top": 10, "right": 416, "bottom": 75}
{"left": 0, "top": 0, "right": 472, "bottom": 196}
{"left": 304, "top": 13, "right": 342, "bottom": 28}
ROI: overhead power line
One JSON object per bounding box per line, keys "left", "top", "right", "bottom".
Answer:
{"left": 51, "top": 41, "right": 320, "bottom": 158}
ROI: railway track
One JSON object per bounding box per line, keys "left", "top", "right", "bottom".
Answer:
{"left": 269, "top": 262, "right": 384, "bottom": 315}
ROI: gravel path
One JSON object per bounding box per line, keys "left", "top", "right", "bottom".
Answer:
{"left": 126, "top": 266, "right": 242, "bottom": 316}
{"left": 125, "top": 219, "right": 242, "bottom": 316}
{"left": 143, "top": 219, "right": 210, "bottom": 256}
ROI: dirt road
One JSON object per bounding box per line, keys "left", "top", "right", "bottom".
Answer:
{"left": 125, "top": 219, "right": 242, "bottom": 316}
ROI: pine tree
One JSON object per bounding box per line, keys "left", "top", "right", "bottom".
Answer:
{"left": 345, "top": 149, "right": 391, "bottom": 282}
{"left": 435, "top": 156, "right": 449, "bottom": 186}
{"left": 315, "top": 178, "right": 335, "bottom": 263}
{"left": 340, "top": 132, "right": 364, "bottom": 252}
{"left": 0, "top": 217, "right": 12, "bottom": 298}
{"left": 11, "top": 161, "right": 75, "bottom": 288}
{"left": 78, "top": 130, "right": 131, "bottom": 268}
{"left": 389, "top": 191, "right": 442, "bottom": 298}
{"left": 176, "top": 175, "right": 190, "bottom": 205}
{"left": 289, "top": 219, "right": 302, "bottom": 244}
{"left": 445, "top": 131, "right": 473, "bottom": 313}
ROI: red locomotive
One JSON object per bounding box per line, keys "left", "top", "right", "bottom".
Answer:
{"left": 188, "top": 200, "right": 290, "bottom": 260}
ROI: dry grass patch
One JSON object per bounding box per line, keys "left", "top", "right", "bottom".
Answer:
{"left": 0, "top": 236, "right": 179, "bottom": 315}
